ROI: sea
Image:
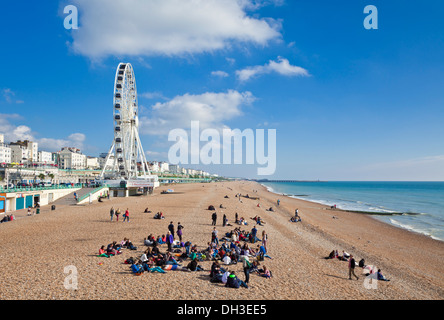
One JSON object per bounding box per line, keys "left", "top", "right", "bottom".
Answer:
{"left": 260, "top": 181, "right": 444, "bottom": 242}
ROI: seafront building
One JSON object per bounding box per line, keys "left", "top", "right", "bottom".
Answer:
{"left": 169, "top": 164, "right": 180, "bottom": 174}
{"left": 0, "top": 134, "right": 12, "bottom": 164}
{"left": 58, "top": 147, "right": 87, "bottom": 170}
{"left": 10, "top": 144, "right": 29, "bottom": 164}
{"left": 9, "top": 140, "right": 38, "bottom": 164}
{"left": 86, "top": 156, "right": 100, "bottom": 170}
{"left": 159, "top": 161, "right": 169, "bottom": 173}
{"left": 37, "top": 151, "right": 54, "bottom": 164}
{"left": 0, "top": 145, "right": 11, "bottom": 164}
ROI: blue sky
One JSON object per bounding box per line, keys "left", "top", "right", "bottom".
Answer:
{"left": 1, "top": 0, "right": 443, "bottom": 180}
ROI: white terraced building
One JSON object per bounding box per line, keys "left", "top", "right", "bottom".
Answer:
{"left": 58, "top": 147, "right": 86, "bottom": 170}
{"left": 10, "top": 144, "right": 28, "bottom": 164}
{"left": 0, "top": 146, "right": 11, "bottom": 164}
{"left": 0, "top": 134, "right": 11, "bottom": 164}
{"left": 37, "top": 150, "right": 54, "bottom": 164}
{"left": 9, "top": 140, "right": 38, "bottom": 164}
{"left": 86, "top": 156, "right": 100, "bottom": 169}
{"left": 169, "top": 164, "right": 180, "bottom": 174}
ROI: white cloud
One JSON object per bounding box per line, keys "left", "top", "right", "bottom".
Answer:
{"left": 38, "top": 134, "right": 86, "bottom": 152}
{"left": 139, "top": 91, "right": 169, "bottom": 100}
{"left": 0, "top": 114, "right": 33, "bottom": 141}
{"left": 0, "top": 113, "right": 86, "bottom": 152}
{"left": 139, "top": 90, "right": 255, "bottom": 135}
{"left": 2, "top": 88, "right": 24, "bottom": 104}
{"left": 145, "top": 150, "right": 168, "bottom": 161}
{"left": 226, "top": 57, "right": 236, "bottom": 65}
{"left": 68, "top": 0, "right": 282, "bottom": 59}
{"left": 211, "top": 71, "right": 230, "bottom": 78}
{"left": 236, "top": 56, "right": 309, "bottom": 81}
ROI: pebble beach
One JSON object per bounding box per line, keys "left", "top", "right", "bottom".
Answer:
{"left": 0, "top": 180, "right": 443, "bottom": 300}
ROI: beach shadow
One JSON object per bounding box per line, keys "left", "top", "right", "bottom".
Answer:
{"left": 160, "top": 192, "right": 184, "bottom": 195}
{"left": 114, "top": 271, "right": 132, "bottom": 275}
{"left": 195, "top": 274, "right": 224, "bottom": 287}
{"left": 196, "top": 274, "right": 211, "bottom": 281}
{"left": 324, "top": 273, "right": 349, "bottom": 280}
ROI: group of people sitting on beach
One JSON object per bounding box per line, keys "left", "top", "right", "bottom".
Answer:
{"left": 216, "top": 225, "right": 267, "bottom": 247}
{"left": 0, "top": 214, "right": 15, "bottom": 224}
{"left": 97, "top": 191, "right": 276, "bottom": 287}
{"left": 153, "top": 212, "right": 165, "bottom": 219}
{"left": 236, "top": 216, "right": 248, "bottom": 225}
{"left": 125, "top": 244, "right": 203, "bottom": 274}
{"left": 98, "top": 238, "right": 138, "bottom": 258}
{"left": 206, "top": 228, "right": 272, "bottom": 288}
{"left": 325, "top": 249, "right": 390, "bottom": 281}
{"left": 233, "top": 212, "right": 266, "bottom": 227}
{"left": 143, "top": 232, "right": 182, "bottom": 248}
{"left": 209, "top": 260, "right": 272, "bottom": 289}
{"left": 205, "top": 237, "right": 270, "bottom": 264}
{"left": 97, "top": 217, "right": 273, "bottom": 287}
{"left": 128, "top": 235, "right": 209, "bottom": 274}
{"left": 290, "top": 209, "right": 302, "bottom": 222}
{"left": 250, "top": 215, "right": 265, "bottom": 226}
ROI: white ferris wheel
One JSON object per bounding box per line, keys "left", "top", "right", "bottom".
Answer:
{"left": 100, "top": 63, "right": 153, "bottom": 181}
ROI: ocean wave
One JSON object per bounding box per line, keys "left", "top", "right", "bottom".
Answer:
{"left": 261, "top": 183, "right": 274, "bottom": 193}
{"left": 389, "top": 218, "right": 416, "bottom": 231}
{"left": 368, "top": 207, "right": 397, "bottom": 214}
{"left": 388, "top": 218, "right": 443, "bottom": 241}
{"left": 342, "top": 210, "right": 423, "bottom": 216}
{"left": 288, "top": 196, "right": 422, "bottom": 216}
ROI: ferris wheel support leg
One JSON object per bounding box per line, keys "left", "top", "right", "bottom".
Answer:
{"left": 99, "top": 142, "right": 115, "bottom": 179}
{"left": 135, "top": 129, "right": 151, "bottom": 176}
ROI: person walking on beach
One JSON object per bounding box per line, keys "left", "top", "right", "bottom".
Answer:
{"left": 348, "top": 255, "right": 359, "bottom": 280}
{"left": 251, "top": 225, "right": 258, "bottom": 243}
{"left": 242, "top": 255, "right": 251, "bottom": 285}
{"left": 212, "top": 227, "right": 219, "bottom": 246}
{"left": 277, "top": 199, "right": 280, "bottom": 206}
{"left": 212, "top": 212, "right": 217, "bottom": 226}
{"left": 168, "top": 221, "right": 175, "bottom": 238}
{"left": 115, "top": 208, "right": 121, "bottom": 221}
{"left": 123, "top": 208, "right": 130, "bottom": 222}
{"left": 223, "top": 214, "right": 227, "bottom": 227}
{"left": 110, "top": 207, "right": 115, "bottom": 221}
{"left": 262, "top": 230, "right": 268, "bottom": 252}
{"left": 166, "top": 231, "right": 174, "bottom": 252}
{"left": 177, "top": 222, "right": 184, "bottom": 242}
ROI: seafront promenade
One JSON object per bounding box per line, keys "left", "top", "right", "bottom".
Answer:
{"left": 0, "top": 184, "right": 82, "bottom": 213}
